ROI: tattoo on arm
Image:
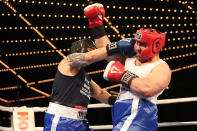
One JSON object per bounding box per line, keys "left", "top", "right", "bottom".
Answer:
{"left": 67, "top": 53, "right": 88, "bottom": 67}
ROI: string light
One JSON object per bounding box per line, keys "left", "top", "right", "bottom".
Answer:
{"left": 2, "top": 34, "right": 195, "bottom": 45}
{"left": 7, "top": 12, "right": 197, "bottom": 20}
{"left": 163, "top": 52, "right": 196, "bottom": 61}
{"left": 0, "top": 35, "right": 94, "bottom": 44}
{"left": 3, "top": 48, "right": 69, "bottom": 57}
{"left": 2, "top": 0, "right": 196, "bottom": 14}
{"left": 2, "top": 21, "right": 196, "bottom": 32}
{"left": 162, "top": 43, "right": 196, "bottom": 51}
{"left": 158, "top": 0, "right": 195, "bottom": 11}
{"left": 0, "top": 62, "right": 58, "bottom": 73}
{"left": 0, "top": 25, "right": 88, "bottom": 31}
{"left": 1, "top": 13, "right": 85, "bottom": 19}
{"left": 8, "top": 0, "right": 86, "bottom": 7}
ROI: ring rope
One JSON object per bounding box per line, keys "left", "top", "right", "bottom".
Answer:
{"left": 0, "top": 97, "right": 197, "bottom": 130}
{"left": 90, "top": 121, "right": 197, "bottom": 129}
{"left": 1, "top": 97, "right": 197, "bottom": 112}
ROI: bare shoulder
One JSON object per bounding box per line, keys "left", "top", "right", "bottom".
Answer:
{"left": 152, "top": 61, "right": 172, "bottom": 79}
{"left": 157, "top": 61, "right": 171, "bottom": 71}
{"left": 148, "top": 61, "right": 172, "bottom": 90}
{"left": 58, "top": 58, "right": 78, "bottom": 76}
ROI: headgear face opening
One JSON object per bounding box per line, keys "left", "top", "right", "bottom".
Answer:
{"left": 134, "top": 28, "right": 166, "bottom": 60}
{"left": 70, "top": 39, "right": 96, "bottom": 54}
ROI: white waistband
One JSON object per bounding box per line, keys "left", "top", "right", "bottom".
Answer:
{"left": 46, "top": 102, "right": 87, "bottom": 120}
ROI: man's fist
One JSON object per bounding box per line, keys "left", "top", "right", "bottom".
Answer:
{"left": 103, "top": 61, "right": 138, "bottom": 88}
{"left": 103, "top": 61, "right": 126, "bottom": 82}
{"left": 84, "top": 3, "right": 105, "bottom": 28}
{"left": 106, "top": 38, "right": 136, "bottom": 57}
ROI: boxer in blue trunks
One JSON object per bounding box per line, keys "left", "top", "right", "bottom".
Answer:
{"left": 67, "top": 3, "right": 172, "bottom": 131}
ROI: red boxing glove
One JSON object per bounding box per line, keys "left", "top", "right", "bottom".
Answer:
{"left": 103, "top": 61, "right": 126, "bottom": 82}
{"left": 84, "top": 3, "right": 105, "bottom": 28}
{"left": 103, "top": 61, "right": 138, "bottom": 88}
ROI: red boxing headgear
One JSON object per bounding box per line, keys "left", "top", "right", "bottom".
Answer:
{"left": 134, "top": 28, "right": 166, "bottom": 60}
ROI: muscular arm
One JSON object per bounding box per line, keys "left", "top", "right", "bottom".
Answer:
{"left": 67, "top": 43, "right": 126, "bottom": 67}
{"left": 90, "top": 80, "right": 111, "bottom": 104}
{"left": 67, "top": 47, "right": 108, "bottom": 67}
{"left": 130, "top": 63, "right": 172, "bottom": 97}
{"left": 67, "top": 53, "right": 88, "bottom": 67}
{"left": 94, "top": 35, "right": 110, "bottom": 48}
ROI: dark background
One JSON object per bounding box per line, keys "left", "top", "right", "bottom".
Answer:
{"left": 0, "top": 0, "right": 197, "bottom": 130}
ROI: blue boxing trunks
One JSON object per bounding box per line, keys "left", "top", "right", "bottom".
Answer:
{"left": 44, "top": 102, "right": 92, "bottom": 131}
{"left": 112, "top": 98, "right": 158, "bottom": 131}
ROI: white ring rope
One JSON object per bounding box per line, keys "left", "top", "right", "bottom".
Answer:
{"left": 0, "top": 97, "right": 197, "bottom": 130}
{"left": 157, "top": 97, "right": 197, "bottom": 104}
{"left": 88, "top": 96, "right": 197, "bottom": 108}
{"left": 1, "top": 97, "right": 197, "bottom": 112}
